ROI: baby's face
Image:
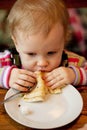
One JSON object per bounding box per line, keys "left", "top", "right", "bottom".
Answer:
{"left": 14, "top": 23, "right": 65, "bottom": 72}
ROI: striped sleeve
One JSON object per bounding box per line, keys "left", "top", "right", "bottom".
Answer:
{"left": 0, "top": 65, "right": 17, "bottom": 89}
{"left": 69, "top": 65, "right": 87, "bottom": 86}
{"left": 65, "top": 50, "right": 87, "bottom": 86}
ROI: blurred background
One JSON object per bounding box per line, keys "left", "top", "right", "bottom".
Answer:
{"left": 0, "top": 0, "right": 87, "bottom": 58}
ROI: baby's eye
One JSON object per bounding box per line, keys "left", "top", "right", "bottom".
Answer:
{"left": 28, "top": 53, "right": 36, "bottom": 56}
{"left": 47, "top": 51, "right": 56, "bottom": 55}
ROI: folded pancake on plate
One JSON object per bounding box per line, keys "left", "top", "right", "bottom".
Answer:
{"left": 22, "top": 71, "right": 61, "bottom": 102}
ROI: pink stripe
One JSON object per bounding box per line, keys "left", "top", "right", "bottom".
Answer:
{"left": 6, "top": 65, "right": 17, "bottom": 88}
{"left": 2, "top": 66, "right": 17, "bottom": 89}
{"left": 80, "top": 68, "right": 87, "bottom": 85}
{"left": 3, "top": 67, "right": 11, "bottom": 89}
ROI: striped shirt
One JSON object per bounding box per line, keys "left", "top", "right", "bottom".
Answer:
{"left": 0, "top": 49, "right": 87, "bottom": 89}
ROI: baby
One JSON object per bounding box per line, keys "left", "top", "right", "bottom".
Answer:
{"left": 0, "top": 0, "right": 87, "bottom": 91}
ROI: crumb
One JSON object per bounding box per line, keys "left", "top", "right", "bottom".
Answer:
{"left": 18, "top": 104, "right": 21, "bottom": 107}
{"left": 28, "top": 110, "right": 33, "bottom": 114}
{"left": 20, "top": 106, "right": 33, "bottom": 115}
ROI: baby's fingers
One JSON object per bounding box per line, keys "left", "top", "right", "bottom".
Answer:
{"left": 19, "top": 73, "right": 36, "bottom": 84}
{"left": 16, "top": 78, "right": 36, "bottom": 87}
{"left": 11, "top": 83, "right": 28, "bottom": 91}
{"left": 9, "top": 68, "right": 36, "bottom": 91}
{"left": 51, "top": 79, "right": 68, "bottom": 89}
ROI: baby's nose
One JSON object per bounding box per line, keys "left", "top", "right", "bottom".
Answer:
{"left": 37, "top": 57, "right": 48, "bottom": 67}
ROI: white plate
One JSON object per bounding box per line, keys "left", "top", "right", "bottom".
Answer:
{"left": 4, "top": 85, "right": 83, "bottom": 129}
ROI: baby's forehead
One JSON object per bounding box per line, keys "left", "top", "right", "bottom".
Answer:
{"left": 15, "top": 26, "right": 64, "bottom": 51}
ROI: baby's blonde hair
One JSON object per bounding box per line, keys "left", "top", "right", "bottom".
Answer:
{"left": 7, "top": 0, "right": 70, "bottom": 42}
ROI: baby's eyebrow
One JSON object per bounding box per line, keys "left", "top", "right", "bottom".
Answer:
{"left": 23, "top": 50, "right": 34, "bottom": 53}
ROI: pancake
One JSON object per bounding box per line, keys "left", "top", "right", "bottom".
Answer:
{"left": 22, "top": 71, "right": 61, "bottom": 102}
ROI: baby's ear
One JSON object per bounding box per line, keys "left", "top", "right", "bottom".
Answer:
{"left": 11, "top": 35, "right": 16, "bottom": 43}
{"left": 11, "top": 35, "right": 19, "bottom": 52}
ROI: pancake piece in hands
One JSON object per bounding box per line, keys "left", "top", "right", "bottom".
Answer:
{"left": 42, "top": 72, "right": 62, "bottom": 94}
{"left": 22, "top": 71, "right": 48, "bottom": 102}
{"left": 22, "top": 71, "right": 61, "bottom": 102}
{"left": 48, "top": 86, "right": 62, "bottom": 94}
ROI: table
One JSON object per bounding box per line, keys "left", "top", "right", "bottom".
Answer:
{"left": 0, "top": 87, "right": 87, "bottom": 130}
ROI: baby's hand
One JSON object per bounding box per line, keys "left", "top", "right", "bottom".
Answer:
{"left": 9, "top": 68, "right": 36, "bottom": 91}
{"left": 43, "top": 67, "right": 75, "bottom": 89}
